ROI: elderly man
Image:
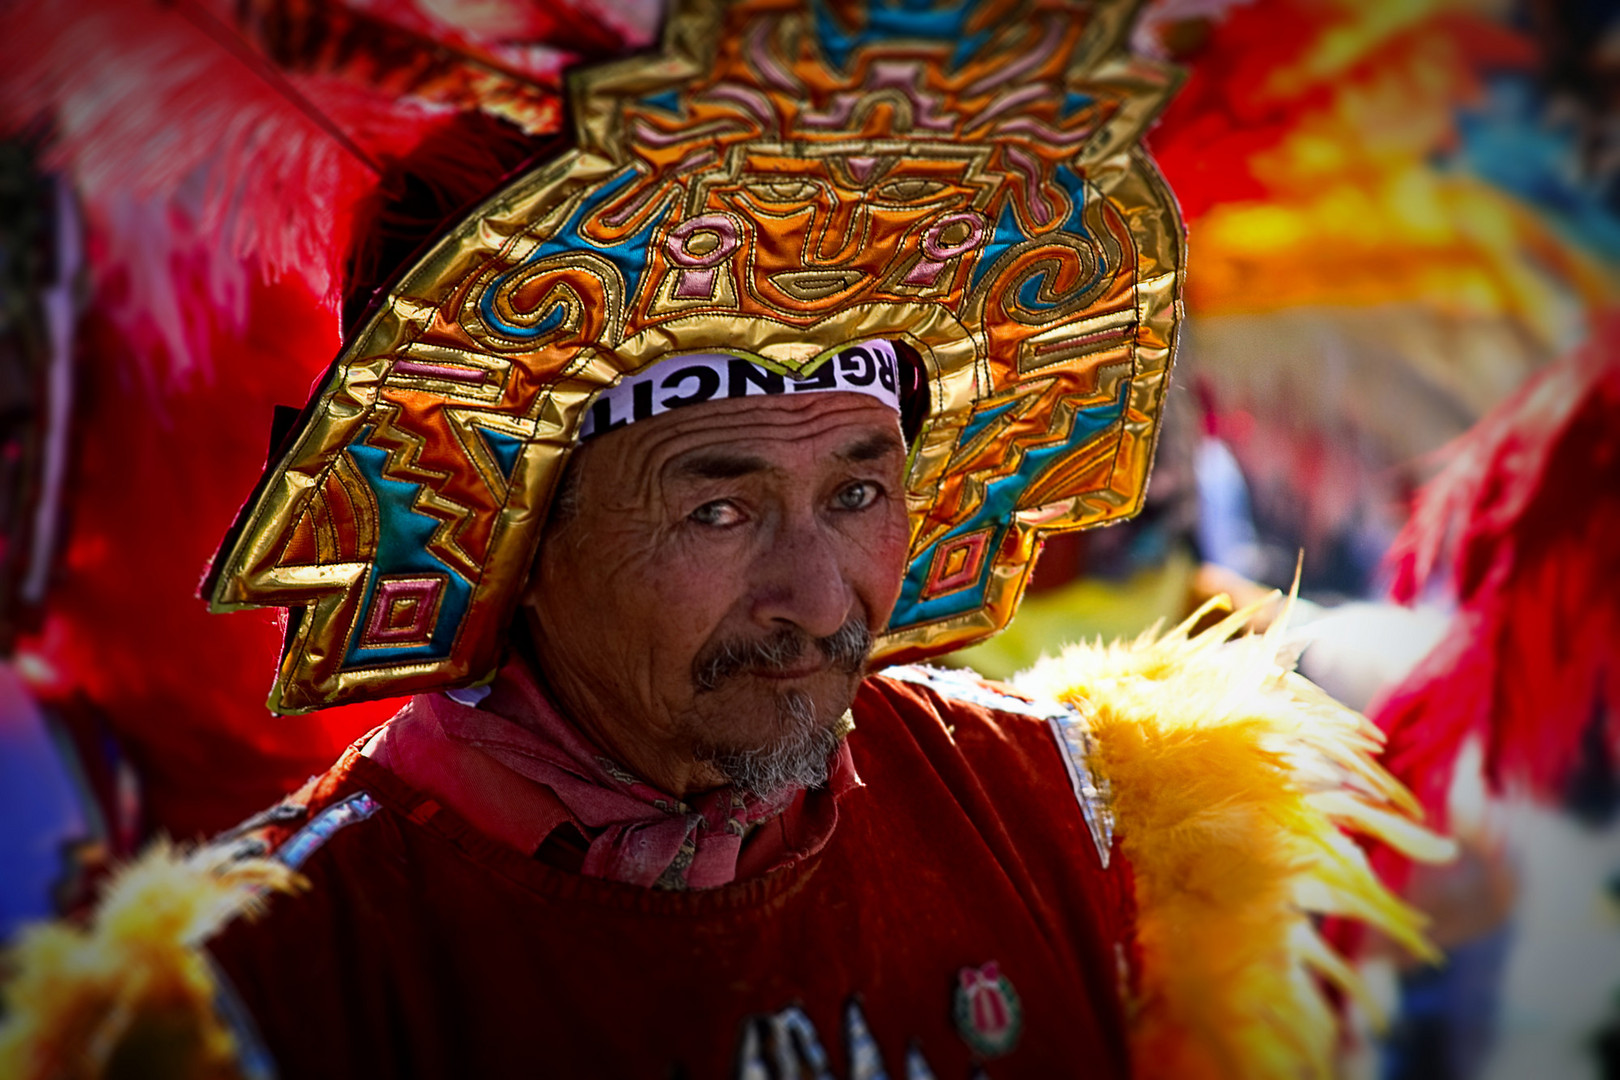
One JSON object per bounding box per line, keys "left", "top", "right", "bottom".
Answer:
{"left": 0, "top": 0, "right": 1443, "bottom": 1077}
{"left": 198, "top": 350, "right": 1138, "bottom": 1076}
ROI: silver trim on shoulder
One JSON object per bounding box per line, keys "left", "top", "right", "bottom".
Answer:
{"left": 275, "top": 791, "right": 382, "bottom": 870}
{"left": 881, "top": 665, "right": 1114, "bottom": 867}
{"left": 1044, "top": 702, "right": 1115, "bottom": 869}
{"left": 207, "top": 954, "right": 279, "bottom": 1080}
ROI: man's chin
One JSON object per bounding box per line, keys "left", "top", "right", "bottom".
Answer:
{"left": 689, "top": 680, "right": 857, "bottom": 797}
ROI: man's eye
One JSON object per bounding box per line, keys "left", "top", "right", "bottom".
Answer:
{"left": 690, "top": 500, "right": 746, "bottom": 527}
{"left": 833, "top": 482, "right": 881, "bottom": 512}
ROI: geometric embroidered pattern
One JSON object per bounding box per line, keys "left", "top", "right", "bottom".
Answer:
{"left": 360, "top": 575, "right": 447, "bottom": 648}
{"left": 920, "top": 527, "right": 995, "bottom": 600}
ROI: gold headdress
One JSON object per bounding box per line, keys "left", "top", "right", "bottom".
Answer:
{"left": 207, "top": 0, "right": 1184, "bottom": 712}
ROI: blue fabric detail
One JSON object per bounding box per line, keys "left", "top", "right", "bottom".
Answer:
{"left": 957, "top": 395, "right": 1024, "bottom": 451}
{"left": 1052, "top": 163, "right": 1092, "bottom": 235}
{"left": 523, "top": 303, "right": 567, "bottom": 338}
{"left": 1059, "top": 91, "right": 1094, "bottom": 121}
{"left": 444, "top": 684, "right": 492, "bottom": 707}
{"left": 972, "top": 165, "right": 1102, "bottom": 311}
{"left": 341, "top": 430, "right": 474, "bottom": 667}
{"left": 0, "top": 686, "right": 88, "bottom": 941}
{"left": 890, "top": 380, "right": 1129, "bottom": 628}
{"left": 969, "top": 165, "right": 1097, "bottom": 294}
{"left": 811, "top": 0, "right": 988, "bottom": 72}
{"left": 475, "top": 426, "right": 525, "bottom": 481}
{"left": 969, "top": 201, "right": 1035, "bottom": 292}
{"left": 891, "top": 520, "right": 1009, "bottom": 625}
{"left": 641, "top": 89, "right": 683, "bottom": 115}
{"left": 276, "top": 792, "right": 381, "bottom": 870}
{"left": 1016, "top": 272, "right": 1056, "bottom": 312}
{"left": 1455, "top": 75, "right": 1620, "bottom": 263}
{"left": 478, "top": 169, "right": 663, "bottom": 340}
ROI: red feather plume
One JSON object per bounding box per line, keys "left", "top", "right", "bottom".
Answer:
{"left": 0, "top": 0, "right": 598, "bottom": 384}
{"left": 0, "top": 0, "right": 650, "bottom": 835}
{"left": 1376, "top": 314, "right": 1620, "bottom": 820}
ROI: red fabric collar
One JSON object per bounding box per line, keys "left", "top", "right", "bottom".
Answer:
{"left": 367, "top": 661, "right": 860, "bottom": 890}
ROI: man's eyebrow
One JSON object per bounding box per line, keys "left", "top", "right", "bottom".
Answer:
{"left": 668, "top": 452, "right": 771, "bottom": 482}
{"left": 836, "top": 432, "right": 906, "bottom": 464}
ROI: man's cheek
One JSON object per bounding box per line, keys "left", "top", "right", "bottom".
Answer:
{"left": 874, "top": 513, "right": 911, "bottom": 577}
{"left": 869, "top": 526, "right": 911, "bottom": 624}
{"left": 648, "top": 576, "right": 731, "bottom": 653}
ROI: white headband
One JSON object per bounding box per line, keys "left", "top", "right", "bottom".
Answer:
{"left": 580, "top": 340, "right": 902, "bottom": 440}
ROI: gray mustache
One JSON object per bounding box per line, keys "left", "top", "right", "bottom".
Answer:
{"left": 693, "top": 619, "right": 873, "bottom": 692}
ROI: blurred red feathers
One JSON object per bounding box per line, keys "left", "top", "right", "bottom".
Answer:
{"left": 0, "top": 0, "right": 640, "bottom": 835}
{"left": 1377, "top": 317, "right": 1620, "bottom": 820}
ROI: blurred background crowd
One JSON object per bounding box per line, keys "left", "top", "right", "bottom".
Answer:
{"left": 0, "top": 0, "right": 1616, "bottom": 1076}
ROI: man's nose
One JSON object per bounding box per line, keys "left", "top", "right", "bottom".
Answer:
{"left": 749, "top": 516, "right": 855, "bottom": 640}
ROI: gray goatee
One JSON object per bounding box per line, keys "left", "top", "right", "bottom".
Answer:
{"left": 692, "top": 619, "right": 872, "bottom": 797}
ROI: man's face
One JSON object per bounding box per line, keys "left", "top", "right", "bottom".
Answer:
{"left": 525, "top": 391, "right": 910, "bottom": 797}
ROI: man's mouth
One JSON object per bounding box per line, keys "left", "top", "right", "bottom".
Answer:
{"left": 693, "top": 619, "right": 873, "bottom": 692}
{"left": 748, "top": 660, "right": 833, "bottom": 681}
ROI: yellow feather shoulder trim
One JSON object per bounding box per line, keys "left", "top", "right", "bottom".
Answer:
{"left": 0, "top": 840, "right": 303, "bottom": 1080}
{"left": 1015, "top": 595, "right": 1454, "bottom": 1080}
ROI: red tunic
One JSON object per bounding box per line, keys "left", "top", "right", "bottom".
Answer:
{"left": 208, "top": 671, "right": 1135, "bottom": 1078}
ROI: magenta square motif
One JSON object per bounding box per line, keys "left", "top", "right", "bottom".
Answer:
{"left": 361, "top": 575, "right": 446, "bottom": 648}
{"left": 922, "top": 529, "right": 994, "bottom": 599}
